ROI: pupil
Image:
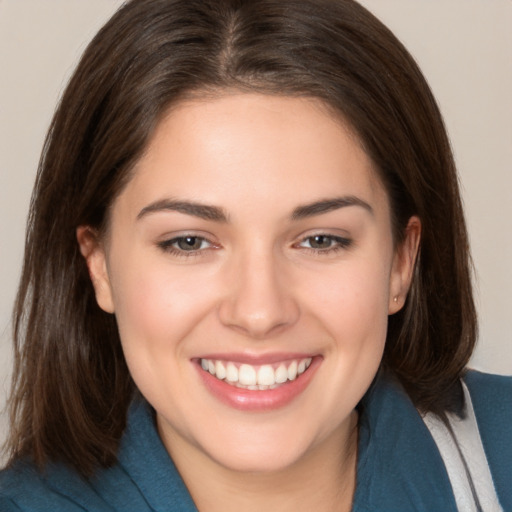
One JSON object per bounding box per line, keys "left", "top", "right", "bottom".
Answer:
{"left": 311, "top": 235, "right": 331, "bottom": 249}
{"left": 178, "top": 237, "right": 200, "bottom": 250}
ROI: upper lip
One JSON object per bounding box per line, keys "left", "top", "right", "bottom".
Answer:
{"left": 194, "top": 352, "right": 318, "bottom": 365}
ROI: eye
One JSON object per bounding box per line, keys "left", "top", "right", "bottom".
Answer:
{"left": 304, "top": 235, "right": 335, "bottom": 249}
{"left": 297, "top": 234, "right": 352, "bottom": 252}
{"left": 174, "top": 236, "right": 208, "bottom": 251}
{"left": 158, "top": 235, "right": 215, "bottom": 255}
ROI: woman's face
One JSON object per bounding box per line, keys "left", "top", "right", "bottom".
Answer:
{"left": 81, "top": 93, "right": 419, "bottom": 473}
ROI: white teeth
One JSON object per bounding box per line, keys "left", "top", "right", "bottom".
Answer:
{"left": 257, "top": 365, "right": 275, "bottom": 386}
{"left": 239, "top": 364, "right": 257, "bottom": 386}
{"left": 200, "top": 357, "right": 313, "bottom": 390}
{"left": 215, "top": 360, "right": 226, "bottom": 380}
{"left": 226, "top": 362, "right": 238, "bottom": 382}
{"left": 287, "top": 360, "right": 298, "bottom": 381}
{"left": 275, "top": 364, "right": 288, "bottom": 383}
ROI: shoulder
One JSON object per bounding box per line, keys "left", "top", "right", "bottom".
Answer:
{"left": 354, "top": 370, "right": 512, "bottom": 511}
{"left": 354, "top": 372, "right": 458, "bottom": 511}
{"left": 0, "top": 453, "right": 180, "bottom": 512}
{"left": 0, "top": 460, "right": 84, "bottom": 512}
{"left": 0, "top": 398, "right": 197, "bottom": 512}
{"left": 463, "top": 369, "right": 512, "bottom": 510}
{"left": 463, "top": 369, "right": 512, "bottom": 433}
{"left": 464, "top": 368, "right": 512, "bottom": 403}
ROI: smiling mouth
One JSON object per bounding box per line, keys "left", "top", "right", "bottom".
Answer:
{"left": 199, "top": 358, "right": 313, "bottom": 390}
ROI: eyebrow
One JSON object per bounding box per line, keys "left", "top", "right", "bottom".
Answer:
{"left": 137, "top": 195, "right": 372, "bottom": 223}
{"left": 291, "top": 196, "right": 373, "bottom": 220}
{"left": 137, "top": 199, "right": 229, "bottom": 222}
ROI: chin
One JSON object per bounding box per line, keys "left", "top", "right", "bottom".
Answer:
{"left": 192, "top": 418, "right": 333, "bottom": 475}
{"left": 207, "top": 440, "right": 313, "bottom": 474}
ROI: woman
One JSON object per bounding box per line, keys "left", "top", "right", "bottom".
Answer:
{"left": 1, "top": 0, "right": 510, "bottom": 510}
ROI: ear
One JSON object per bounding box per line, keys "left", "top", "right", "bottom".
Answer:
{"left": 76, "top": 226, "right": 115, "bottom": 314}
{"left": 388, "top": 216, "right": 421, "bottom": 315}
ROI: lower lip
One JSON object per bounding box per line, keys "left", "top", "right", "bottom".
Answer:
{"left": 195, "top": 357, "right": 321, "bottom": 412}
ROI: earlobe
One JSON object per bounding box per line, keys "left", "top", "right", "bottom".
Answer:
{"left": 76, "top": 226, "right": 115, "bottom": 314}
{"left": 388, "top": 216, "right": 421, "bottom": 314}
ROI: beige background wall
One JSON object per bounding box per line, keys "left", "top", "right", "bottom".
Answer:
{"left": 1, "top": 1, "right": 511, "bottom": 448}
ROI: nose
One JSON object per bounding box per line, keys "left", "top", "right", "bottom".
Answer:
{"left": 218, "top": 250, "right": 300, "bottom": 339}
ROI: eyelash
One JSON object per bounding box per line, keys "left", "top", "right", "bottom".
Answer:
{"left": 158, "top": 233, "right": 352, "bottom": 258}
{"left": 295, "top": 234, "right": 353, "bottom": 255}
{"left": 157, "top": 236, "right": 216, "bottom": 258}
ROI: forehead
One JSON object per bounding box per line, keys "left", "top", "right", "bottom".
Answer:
{"left": 116, "top": 93, "right": 389, "bottom": 220}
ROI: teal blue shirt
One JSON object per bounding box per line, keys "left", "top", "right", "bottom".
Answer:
{"left": 1, "top": 371, "right": 511, "bottom": 511}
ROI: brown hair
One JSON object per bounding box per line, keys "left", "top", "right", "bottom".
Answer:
{"left": 6, "top": 0, "right": 476, "bottom": 476}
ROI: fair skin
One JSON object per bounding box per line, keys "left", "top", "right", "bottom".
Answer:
{"left": 78, "top": 93, "right": 420, "bottom": 512}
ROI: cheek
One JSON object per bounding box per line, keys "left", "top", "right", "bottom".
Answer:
{"left": 303, "top": 257, "right": 391, "bottom": 341}
{"left": 301, "top": 257, "right": 390, "bottom": 398}
{"left": 107, "top": 259, "right": 224, "bottom": 409}
{"left": 108, "top": 256, "right": 219, "bottom": 357}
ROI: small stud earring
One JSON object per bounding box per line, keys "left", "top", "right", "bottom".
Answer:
{"left": 393, "top": 296, "right": 399, "bottom": 303}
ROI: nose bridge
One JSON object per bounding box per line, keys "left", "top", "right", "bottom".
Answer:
{"left": 218, "top": 244, "right": 298, "bottom": 338}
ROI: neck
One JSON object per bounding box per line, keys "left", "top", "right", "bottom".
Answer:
{"left": 165, "top": 411, "right": 359, "bottom": 512}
